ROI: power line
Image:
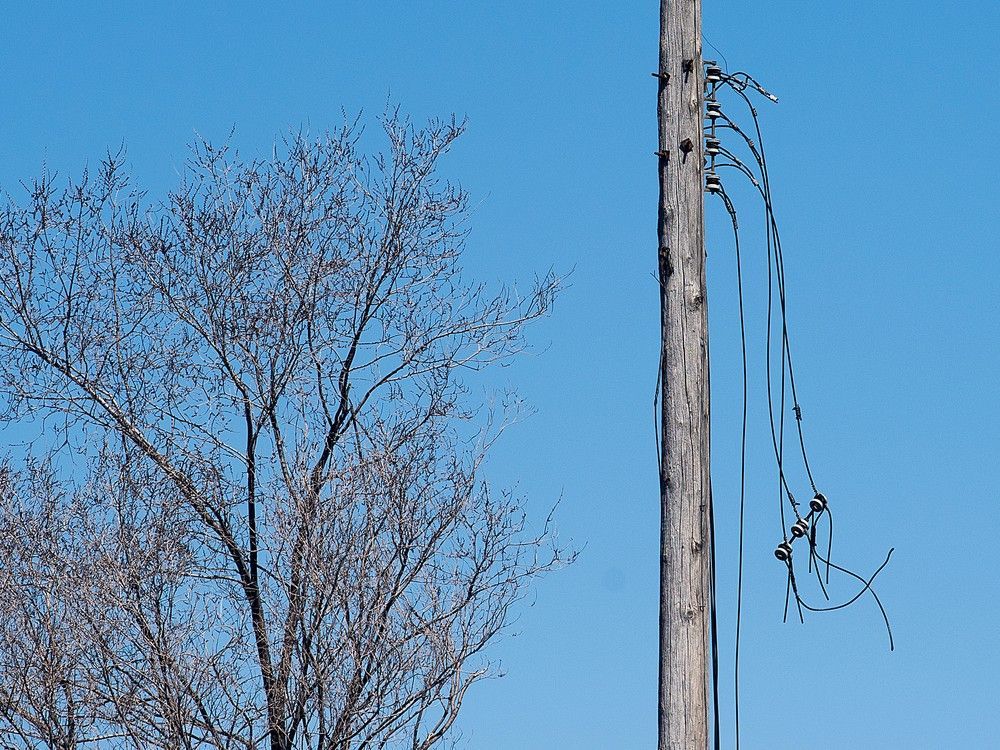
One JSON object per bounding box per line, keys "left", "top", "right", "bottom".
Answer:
{"left": 703, "top": 61, "right": 895, "bottom": 749}
{"left": 715, "top": 183, "right": 747, "bottom": 750}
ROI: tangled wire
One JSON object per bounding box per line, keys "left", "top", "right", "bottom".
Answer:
{"left": 702, "top": 60, "right": 894, "bottom": 750}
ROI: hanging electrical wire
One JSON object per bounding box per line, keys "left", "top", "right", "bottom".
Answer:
{"left": 707, "top": 68, "right": 746, "bottom": 750}
{"left": 717, "top": 181, "right": 749, "bottom": 750}
{"left": 702, "top": 59, "right": 894, "bottom": 750}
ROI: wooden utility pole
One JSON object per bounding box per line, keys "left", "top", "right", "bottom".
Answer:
{"left": 656, "top": 1, "right": 712, "bottom": 748}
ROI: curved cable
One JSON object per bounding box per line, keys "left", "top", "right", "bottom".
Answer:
{"left": 706, "top": 69, "right": 896, "bottom": 750}
{"left": 715, "top": 185, "right": 747, "bottom": 750}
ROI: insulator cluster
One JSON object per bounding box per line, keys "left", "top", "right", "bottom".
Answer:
{"left": 704, "top": 61, "right": 723, "bottom": 194}
{"left": 773, "top": 493, "right": 828, "bottom": 561}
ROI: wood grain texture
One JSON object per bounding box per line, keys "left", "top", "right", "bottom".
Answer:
{"left": 656, "top": 1, "right": 712, "bottom": 748}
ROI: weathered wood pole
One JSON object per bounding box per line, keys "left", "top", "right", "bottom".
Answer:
{"left": 656, "top": 0, "right": 712, "bottom": 748}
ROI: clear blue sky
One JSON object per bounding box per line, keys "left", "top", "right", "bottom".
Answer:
{"left": 2, "top": 2, "right": 997, "bottom": 748}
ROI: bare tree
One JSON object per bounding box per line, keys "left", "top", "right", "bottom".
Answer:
{"left": 0, "top": 113, "right": 566, "bottom": 750}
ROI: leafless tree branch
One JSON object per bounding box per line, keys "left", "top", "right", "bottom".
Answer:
{"left": 0, "top": 113, "right": 569, "bottom": 750}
